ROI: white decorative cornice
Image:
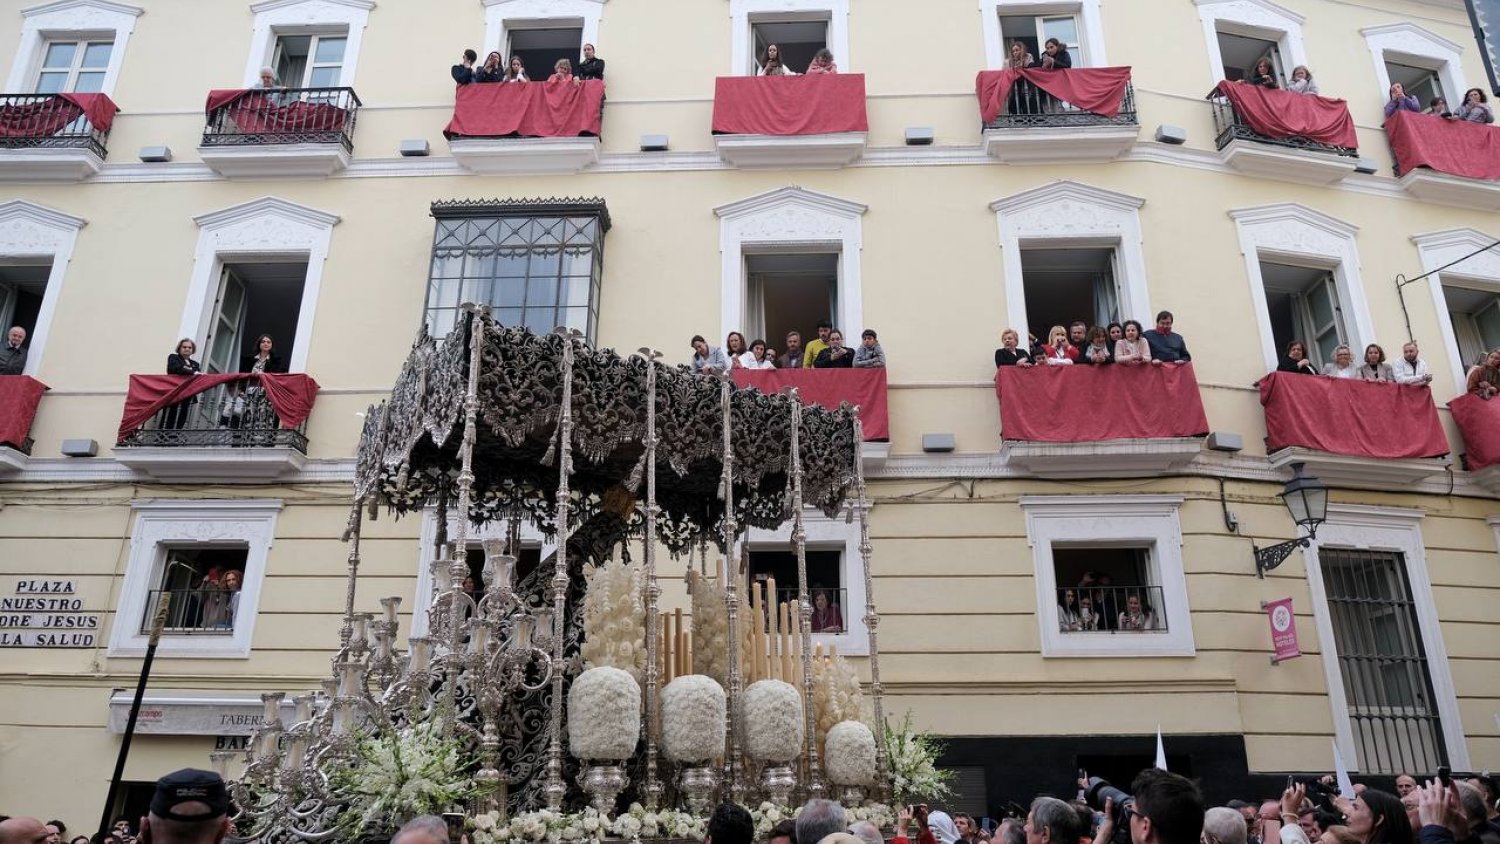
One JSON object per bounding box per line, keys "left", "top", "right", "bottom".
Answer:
{"left": 989, "top": 179, "right": 1144, "bottom": 214}
{"left": 21, "top": 0, "right": 143, "bottom": 18}
{"left": 1193, "top": 0, "right": 1303, "bottom": 25}
{"left": 1411, "top": 227, "right": 1499, "bottom": 250}
{"left": 250, "top": 0, "right": 374, "bottom": 12}
{"left": 0, "top": 199, "right": 87, "bottom": 232}
{"left": 714, "top": 185, "right": 867, "bottom": 220}
{"left": 1228, "top": 202, "right": 1358, "bottom": 239}
{"left": 1359, "top": 22, "right": 1465, "bottom": 56}
{"left": 193, "top": 196, "right": 340, "bottom": 230}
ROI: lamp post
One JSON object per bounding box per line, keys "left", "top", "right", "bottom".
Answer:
{"left": 1254, "top": 462, "right": 1328, "bottom": 577}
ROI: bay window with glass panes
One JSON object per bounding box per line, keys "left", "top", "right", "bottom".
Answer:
{"left": 425, "top": 200, "right": 610, "bottom": 342}
{"left": 35, "top": 40, "right": 112, "bottom": 93}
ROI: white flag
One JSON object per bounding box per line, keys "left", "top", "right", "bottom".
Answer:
{"left": 1156, "top": 725, "right": 1168, "bottom": 771}
{"left": 1332, "top": 739, "right": 1355, "bottom": 798}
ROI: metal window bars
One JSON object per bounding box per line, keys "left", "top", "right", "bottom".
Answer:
{"left": 0, "top": 93, "right": 110, "bottom": 157}
{"left": 201, "top": 86, "right": 361, "bottom": 152}
{"left": 141, "top": 588, "right": 238, "bottom": 635}
{"left": 117, "top": 381, "right": 309, "bottom": 451}
{"left": 984, "top": 78, "right": 1137, "bottom": 129}
{"left": 1056, "top": 585, "right": 1168, "bottom": 633}
{"left": 1208, "top": 91, "right": 1358, "bottom": 157}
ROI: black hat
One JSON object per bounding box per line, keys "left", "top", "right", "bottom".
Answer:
{"left": 150, "top": 769, "right": 230, "bottom": 822}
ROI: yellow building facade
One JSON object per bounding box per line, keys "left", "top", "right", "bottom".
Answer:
{"left": 1, "top": 0, "right": 1498, "bottom": 826}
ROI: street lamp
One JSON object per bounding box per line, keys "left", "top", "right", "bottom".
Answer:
{"left": 1253, "top": 462, "right": 1328, "bottom": 577}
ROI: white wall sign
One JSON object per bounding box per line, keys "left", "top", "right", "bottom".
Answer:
{"left": 107, "top": 693, "right": 297, "bottom": 736}
{"left": 0, "top": 577, "right": 98, "bottom": 647}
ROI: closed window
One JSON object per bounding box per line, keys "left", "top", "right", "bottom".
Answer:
{"left": 34, "top": 40, "right": 111, "bottom": 93}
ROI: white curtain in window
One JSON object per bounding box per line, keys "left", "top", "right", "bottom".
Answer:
{"left": 745, "top": 272, "right": 767, "bottom": 342}
{"left": 1092, "top": 271, "right": 1118, "bottom": 327}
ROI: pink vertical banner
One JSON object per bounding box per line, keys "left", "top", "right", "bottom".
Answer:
{"left": 1265, "top": 598, "right": 1301, "bottom": 664}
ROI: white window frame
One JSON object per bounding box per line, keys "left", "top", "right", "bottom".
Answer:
{"left": 0, "top": 200, "right": 86, "bottom": 378}
{"left": 731, "top": 0, "right": 849, "bottom": 76}
{"left": 272, "top": 31, "right": 347, "bottom": 88}
{"left": 744, "top": 508, "right": 868, "bottom": 655}
{"left": 1303, "top": 505, "right": 1469, "bottom": 771}
{"left": 980, "top": 0, "right": 1106, "bottom": 69}
{"left": 411, "top": 507, "right": 558, "bottom": 639}
{"left": 1361, "top": 24, "right": 1467, "bottom": 114}
{"left": 1414, "top": 228, "right": 1500, "bottom": 393}
{"left": 1229, "top": 204, "right": 1374, "bottom": 374}
{"left": 1022, "top": 495, "right": 1195, "bottom": 657}
{"left": 990, "top": 180, "right": 1150, "bottom": 348}
{"left": 484, "top": 0, "right": 604, "bottom": 66}
{"left": 108, "top": 499, "right": 281, "bottom": 659}
{"left": 715, "top": 186, "right": 866, "bottom": 344}
{"left": 34, "top": 37, "right": 112, "bottom": 93}
{"left": 243, "top": 0, "right": 373, "bottom": 89}
{"left": 1195, "top": 0, "right": 1307, "bottom": 91}
{"left": 3, "top": 0, "right": 142, "bottom": 98}
{"left": 178, "top": 197, "right": 340, "bottom": 375}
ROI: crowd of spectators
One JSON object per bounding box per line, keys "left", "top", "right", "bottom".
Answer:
{"left": 689, "top": 321, "right": 886, "bottom": 373}
{"left": 451, "top": 44, "right": 605, "bottom": 87}
{"left": 1058, "top": 573, "right": 1161, "bottom": 633}
{"left": 995, "top": 311, "right": 1191, "bottom": 369}
{"left": 1385, "top": 84, "right": 1494, "bottom": 123}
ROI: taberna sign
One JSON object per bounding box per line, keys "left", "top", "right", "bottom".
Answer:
{"left": 1466, "top": 0, "right": 1500, "bottom": 95}
{"left": 107, "top": 693, "right": 298, "bottom": 736}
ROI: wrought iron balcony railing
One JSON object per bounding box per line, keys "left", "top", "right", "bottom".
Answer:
{"left": 118, "top": 381, "right": 309, "bottom": 451}
{"left": 202, "top": 86, "right": 360, "bottom": 151}
{"left": 984, "top": 78, "right": 1137, "bottom": 129}
{"left": 0, "top": 93, "right": 110, "bottom": 157}
{"left": 142, "top": 587, "right": 239, "bottom": 635}
{"left": 1057, "top": 585, "right": 1168, "bottom": 633}
{"left": 1209, "top": 93, "right": 1357, "bottom": 158}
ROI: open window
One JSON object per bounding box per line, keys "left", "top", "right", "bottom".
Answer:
{"left": 748, "top": 548, "right": 845, "bottom": 633}
{"left": 202, "top": 261, "right": 308, "bottom": 375}
{"left": 1216, "top": 30, "right": 1282, "bottom": 83}
{"left": 272, "top": 32, "right": 347, "bottom": 89}
{"left": 744, "top": 252, "right": 837, "bottom": 353}
{"left": 1385, "top": 59, "right": 1443, "bottom": 108}
{"left": 1261, "top": 261, "right": 1347, "bottom": 368}
{"left": 998, "top": 13, "right": 1084, "bottom": 66}
{"left": 1020, "top": 247, "right": 1120, "bottom": 336}
{"left": 507, "top": 24, "right": 583, "bottom": 80}
{"left": 1444, "top": 285, "right": 1500, "bottom": 371}
{"left": 0, "top": 262, "right": 50, "bottom": 356}
{"left": 146, "top": 546, "right": 247, "bottom": 635}
{"left": 1052, "top": 546, "right": 1163, "bottom": 633}
{"left": 749, "top": 16, "right": 828, "bottom": 74}
{"left": 460, "top": 543, "right": 544, "bottom": 597}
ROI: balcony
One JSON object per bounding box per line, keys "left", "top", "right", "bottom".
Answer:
{"left": 712, "top": 75, "right": 868, "bottom": 169}
{"left": 1259, "top": 371, "right": 1450, "bottom": 489}
{"left": 732, "top": 366, "right": 888, "bottom": 440}
{"left": 1207, "top": 82, "right": 1358, "bottom": 185}
{"left": 995, "top": 364, "right": 1208, "bottom": 478}
{"left": 1386, "top": 110, "right": 1500, "bottom": 211}
{"left": 977, "top": 68, "right": 1140, "bottom": 163}
{"left": 198, "top": 87, "right": 360, "bottom": 178}
{"left": 114, "top": 373, "right": 319, "bottom": 480}
{"left": 445, "top": 80, "right": 603, "bottom": 174}
{"left": 1448, "top": 393, "right": 1500, "bottom": 492}
{"left": 0, "top": 92, "right": 116, "bottom": 181}
{"left": 142, "top": 588, "right": 238, "bottom": 635}
{"left": 0, "top": 375, "right": 46, "bottom": 473}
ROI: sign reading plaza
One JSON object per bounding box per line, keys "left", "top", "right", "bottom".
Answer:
{"left": 0, "top": 579, "right": 100, "bottom": 647}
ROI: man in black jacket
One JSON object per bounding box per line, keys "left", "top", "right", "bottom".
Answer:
{"left": 576, "top": 43, "right": 605, "bottom": 80}
{"left": 0, "top": 326, "right": 27, "bottom": 375}
{"left": 451, "top": 49, "right": 477, "bottom": 85}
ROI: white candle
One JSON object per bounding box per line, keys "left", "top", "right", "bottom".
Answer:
{"left": 513, "top": 617, "right": 534, "bottom": 651}
{"left": 409, "top": 638, "right": 432, "bottom": 673}
{"left": 469, "top": 620, "right": 490, "bottom": 655}
{"left": 381, "top": 596, "right": 401, "bottom": 626}
{"left": 260, "top": 692, "right": 285, "bottom": 728}
{"left": 292, "top": 694, "right": 314, "bottom": 725}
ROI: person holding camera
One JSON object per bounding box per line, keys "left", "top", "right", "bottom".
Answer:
{"left": 896, "top": 806, "right": 940, "bottom": 844}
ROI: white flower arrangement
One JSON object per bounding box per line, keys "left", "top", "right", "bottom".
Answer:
{"left": 568, "top": 666, "right": 642, "bottom": 760}
{"left": 749, "top": 802, "right": 794, "bottom": 838}
{"left": 742, "top": 679, "right": 804, "bottom": 762}
{"left": 813, "top": 653, "right": 865, "bottom": 742}
{"left": 824, "top": 720, "right": 877, "bottom": 786}
{"left": 884, "top": 711, "right": 955, "bottom": 803}
{"left": 688, "top": 571, "right": 730, "bottom": 686}
{"left": 469, "top": 802, "right": 895, "bottom": 844}
{"left": 660, "top": 675, "right": 726, "bottom": 763}
{"left": 848, "top": 802, "right": 897, "bottom": 831}
{"left": 580, "top": 560, "right": 647, "bottom": 684}
{"left": 326, "top": 718, "right": 478, "bottom": 837}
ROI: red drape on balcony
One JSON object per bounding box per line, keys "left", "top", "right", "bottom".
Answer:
{"left": 732, "top": 368, "right": 889, "bottom": 440}
{"left": 118, "top": 373, "right": 321, "bottom": 443}
{"left": 205, "top": 89, "right": 352, "bottom": 133}
{"left": 975, "top": 67, "right": 1133, "bottom": 122}
{"left": 0, "top": 92, "right": 117, "bottom": 137}
{"left": 0, "top": 375, "right": 47, "bottom": 449}
{"left": 1258, "top": 371, "right": 1448, "bottom": 459}
{"left": 443, "top": 79, "right": 604, "bottom": 139}
{"left": 711, "top": 74, "right": 868, "bottom": 135}
{"left": 1448, "top": 393, "right": 1500, "bottom": 471}
{"left": 1385, "top": 110, "right": 1500, "bottom": 180}
{"left": 1210, "top": 81, "right": 1357, "bottom": 148}
{"left": 993, "top": 364, "right": 1209, "bottom": 442}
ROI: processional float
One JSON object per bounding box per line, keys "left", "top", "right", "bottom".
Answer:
{"left": 217, "top": 308, "right": 894, "bottom": 842}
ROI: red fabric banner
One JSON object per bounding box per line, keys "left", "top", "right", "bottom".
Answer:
{"left": 1265, "top": 597, "right": 1302, "bottom": 663}
{"left": 1211, "top": 81, "right": 1357, "bottom": 149}
{"left": 993, "top": 364, "right": 1210, "bottom": 442}
{"left": 1258, "top": 371, "right": 1448, "bottom": 459}
{"left": 118, "top": 373, "right": 320, "bottom": 443}
{"left": 205, "top": 89, "right": 351, "bottom": 133}
{"left": 0, "top": 375, "right": 48, "bottom": 450}
{"left": 1385, "top": 109, "right": 1500, "bottom": 181}
{"left": 0, "top": 92, "right": 117, "bottom": 137}
{"left": 975, "top": 67, "right": 1133, "bottom": 123}
{"left": 1448, "top": 393, "right": 1500, "bottom": 471}
{"left": 711, "top": 74, "right": 868, "bottom": 135}
{"left": 731, "top": 368, "right": 888, "bottom": 441}
{"left": 443, "top": 80, "right": 605, "bottom": 139}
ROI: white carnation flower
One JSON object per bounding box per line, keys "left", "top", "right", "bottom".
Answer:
{"left": 568, "top": 666, "right": 642, "bottom": 760}
{"left": 743, "top": 679, "right": 805, "bottom": 762}
{"left": 660, "top": 675, "right": 726, "bottom": 762}
{"left": 824, "top": 720, "right": 878, "bottom": 785}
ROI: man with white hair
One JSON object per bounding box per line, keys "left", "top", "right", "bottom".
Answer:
{"left": 0, "top": 326, "right": 26, "bottom": 375}
{"left": 850, "top": 821, "right": 884, "bottom": 844}
{"left": 796, "top": 800, "right": 848, "bottom": 844}
{"left": 1203, "top": 808, "right": 1249, "bottom": 844}
{"left": 392, "top": 816, "right": 450, "bottom": 844}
